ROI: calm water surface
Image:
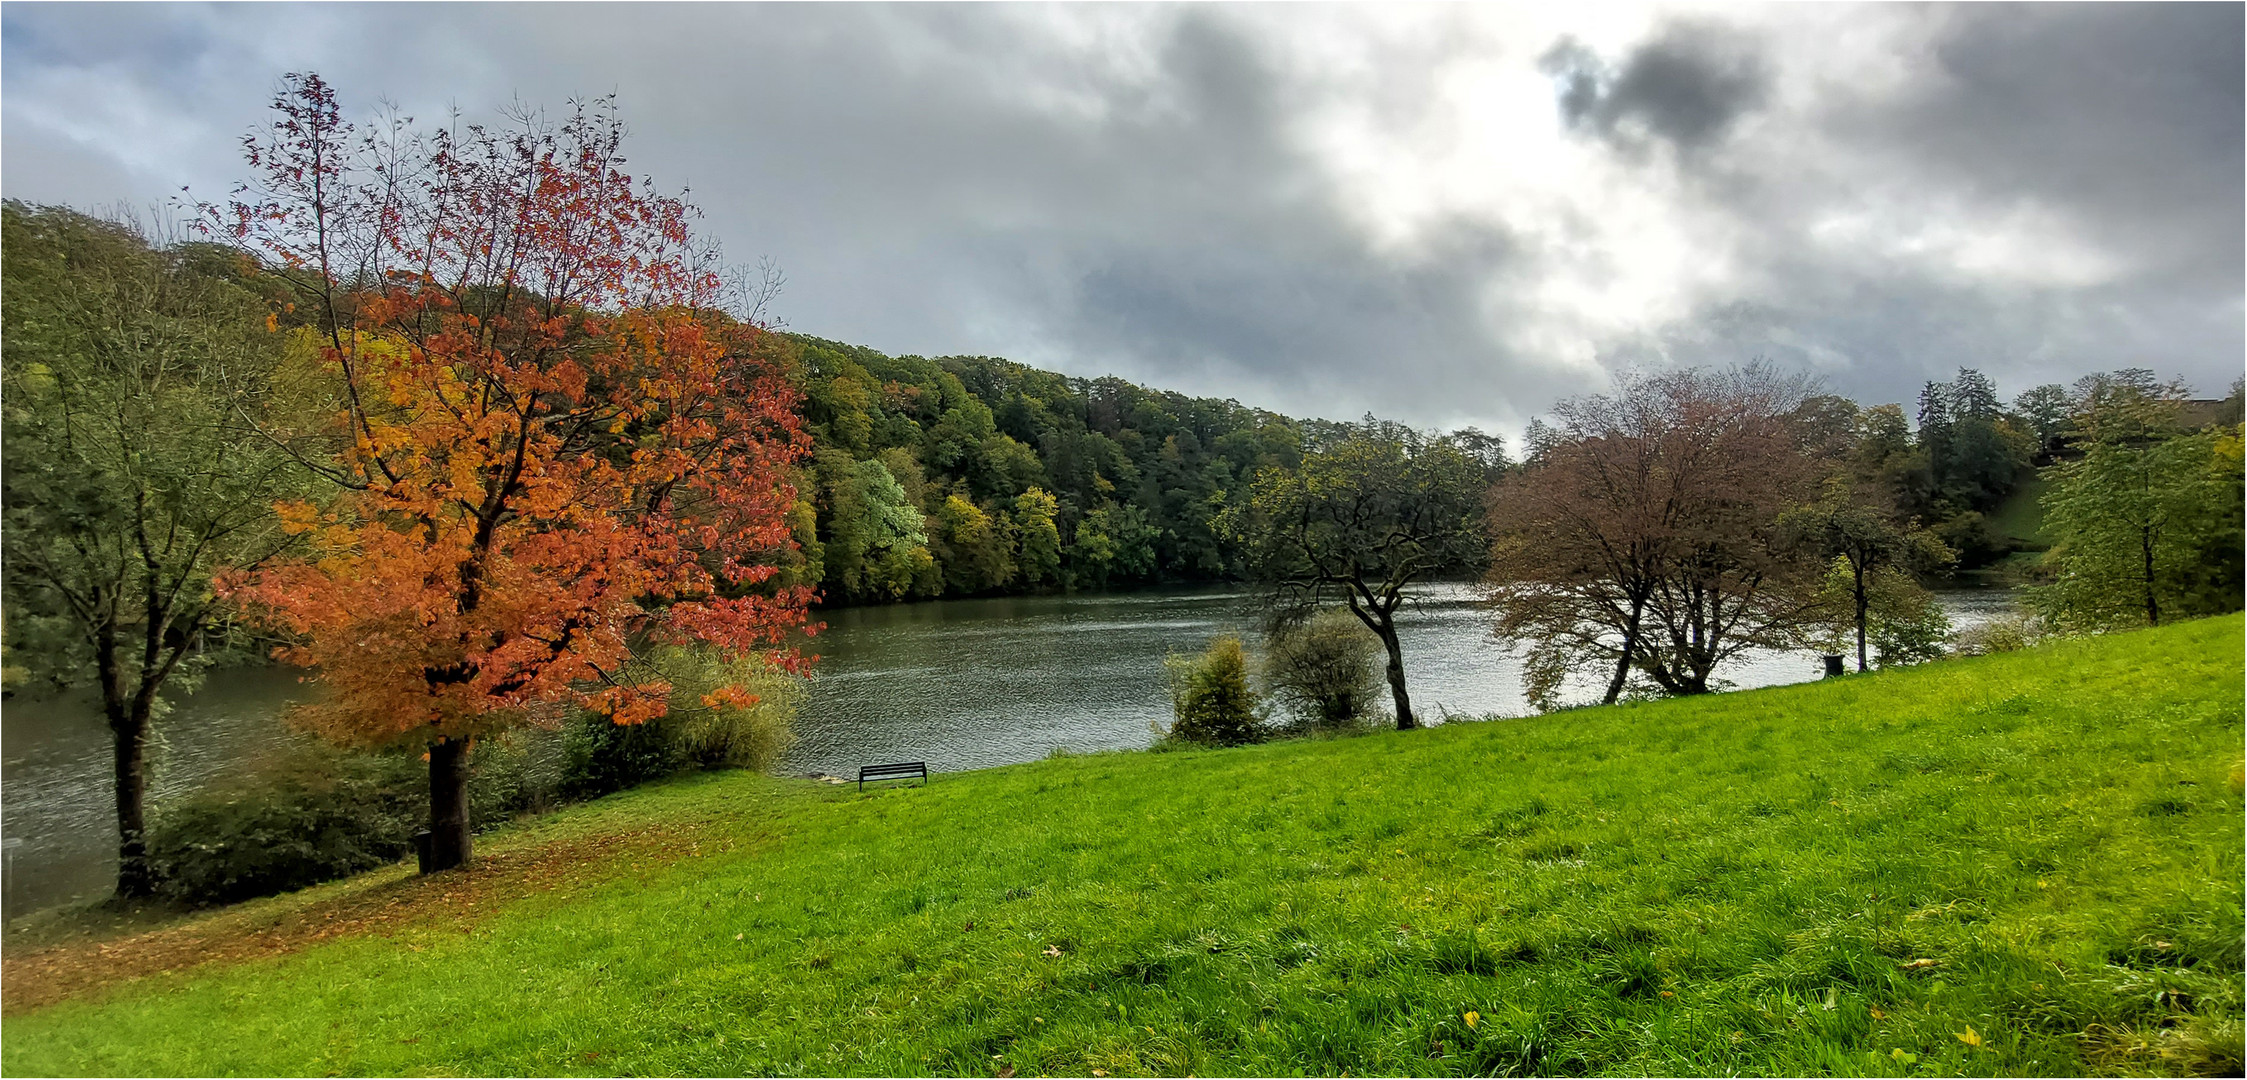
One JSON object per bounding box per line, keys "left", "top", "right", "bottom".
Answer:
{"left": 3, "top": 584, "right": 2017, "bottom": 917}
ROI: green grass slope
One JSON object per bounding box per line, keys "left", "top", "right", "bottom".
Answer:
{"left": 1988, "top": 474, "right": 2052, "bottom": 551}
{"left": 5, "top": 618, "right": 2241, "bottom": 1077}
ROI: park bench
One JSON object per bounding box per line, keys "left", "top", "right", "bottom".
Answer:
{"left": 859, "top": 761, "right": 928, "bottom": 791}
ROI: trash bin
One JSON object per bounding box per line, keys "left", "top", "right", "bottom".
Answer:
{"left": 414, "top": 829, "right": 434, "bottom": 874}
{"left": 1821, "top": 654, "right": 1846, "bottom": 678}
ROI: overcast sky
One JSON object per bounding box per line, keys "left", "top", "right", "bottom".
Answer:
{"left": 4, "top": 2, "right": 2239, "bottom": 436}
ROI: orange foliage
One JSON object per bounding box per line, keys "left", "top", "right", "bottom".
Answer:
{"left": 211, "top": 74, "right": 813, "bottom": 748}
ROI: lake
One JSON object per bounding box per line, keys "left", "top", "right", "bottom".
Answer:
{"left": 1, "top": 583, "right": 2019, "bottom": 918}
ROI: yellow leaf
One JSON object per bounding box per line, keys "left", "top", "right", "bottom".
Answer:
{"left": 1462, "top": 1011, "right": 1479, "bottom": 1030}
{"left": 1957, "top": 1026, "right": 1983, "bottom": 1048}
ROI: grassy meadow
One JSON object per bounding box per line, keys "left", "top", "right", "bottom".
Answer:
{"left": 3, "top": 616, "right": 2241, "bottom": 1077}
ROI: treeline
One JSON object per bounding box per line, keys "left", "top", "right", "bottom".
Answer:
{"left": 1487, "top": 365, "right": 2243, "bottom": 712}
{"left": 781, "top": 336, "right": 1334, "bottom": 602}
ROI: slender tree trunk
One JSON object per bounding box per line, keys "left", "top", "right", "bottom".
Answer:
{"left": 1375, "top": 617, "right": 1416, "bottom": 730}
{"left": 1602, "top": 597, "right": 1645, "bottom": 705}
{"left": 1853, "top": 560, "right": 1870, "bottom": 673}
{"left": 2142, "top": 532, "right": 2160, "bottom": 626}
{"left": 424, "top": 737, "right": 472, "bottom": 873}
{"left": 108, "top": 703, "right": 154, "bottom": 898}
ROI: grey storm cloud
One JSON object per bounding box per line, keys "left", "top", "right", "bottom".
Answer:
{"left": 1541, "top": 20, "right": 1769, "bottom": 151}
{"left": 3, "top": 2, "right": 2239, "bottom": 438}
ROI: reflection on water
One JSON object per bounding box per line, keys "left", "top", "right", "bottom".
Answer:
{"left": 3, "top": 583, "right": 2017, "bottom": 918}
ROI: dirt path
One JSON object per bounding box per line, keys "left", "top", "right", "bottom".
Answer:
{"left": 2, "top": 821, "right": 725, "bottom": 1015}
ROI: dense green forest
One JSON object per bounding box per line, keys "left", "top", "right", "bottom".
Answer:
{"left": 781, "top": 335, "right": 1347, "bottom": 601}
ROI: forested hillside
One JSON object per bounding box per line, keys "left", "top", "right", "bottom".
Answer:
{"left": 780, "top": 335, "right": 1501, "bottom": 603}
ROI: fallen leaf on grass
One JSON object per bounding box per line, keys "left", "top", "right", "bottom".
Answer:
{"left": 1462, "top": 1011, "right": 1479, "bottom": 1029}
{"left": 1957, "top": 1026, "right": 1984, "bottom": 1048}
{"left": 1899, "top": 958, "right": 1939, "bottom": 970}
{"left": 1043, "top": 944, "right": 1063, "bottom": 957}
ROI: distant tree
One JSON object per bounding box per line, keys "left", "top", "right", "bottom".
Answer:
{"left": 931, "top": 493, "right": 1016, "bottom": 594}
{"left": 2068, "top": 369, "right": 2195, "bottom": 446}
{"left": 1782, "top": 478, "right": 1954, "bottom": 672}
{"left": 1069, "top": 503, "right": 1159, "bottom": 587}
{"left": 1224, "top": 424, "right": 1487, "bottom": 729}
{"left": 2036, "top": 427, "right": 2244, "bottom": 629}
{"left": 1917, "top": 368, "right": 2034, "bottom": 511}
{"left": 1, "top": 203, "right": 307, "bottom": 897}
{"left": 2014, "top": 384, "right": 2073, "bottom": 461}
{"left": 1010, "top": 488, "right": 1063, "bottom": 587}
{"left": 210, "top": 74, "right": 813, "bottom": 873}
{"left": 1448, "top": 426, "right": 1513, "bottom": 486}
{"left": 1489, "top": 367, "right": 1827, "bottom": 705}
{"left": 818, "top": 452, "right": 934, "bottom": 601}
{"left": 1854, "top": 403, "right": 1938, "bottom": 521}
{"left": 1917, "top": 380, "right": 1955, "bottom": 488}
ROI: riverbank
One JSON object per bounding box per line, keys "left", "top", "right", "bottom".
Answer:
{"left": 6, "top": 616, "right": 2240, "bottom": 1076}
{"left": 4, "top": 585, "right": 2022, "bottom": 918}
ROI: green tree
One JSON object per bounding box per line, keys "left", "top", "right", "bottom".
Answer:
{"left": 1010, "top": 488, "right": 1063, "bottom": 587}
{"left": 1, "top": 203, "right": 308, "bottom": 897}
{"left": 817, "top": 452, "right": 934, "bottom": 601}
{"left": 931, "top": 493, "right": 1016, "bottom": 594}
{"left": 2036, "top": 428, "right": 2244, "bottom": 629}
{"left": 1809, "top": 561, "right": 1952, "bottom": 669}
{"left": 1783, "top": 479, "right": 1954, "bottom": 672}
{"left": 1070, "top": 503, "right": 1160, "bottom": 587}
{"left": 2014, "top": 384, "right": 2072, "bottom": 461}
{"left": 1224, "top": 424, "right": 1488, "bottom": 729}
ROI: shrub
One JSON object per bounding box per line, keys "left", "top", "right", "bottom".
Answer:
{"left": 561, "top": 708, "right": 679, "bottom": 800}
{"left": 1952, "top": 611, "right": 2052, "bottom": 656}
{"left": 147, "top": 730, "right": 565, "bottom": 906}
{"left": 1262, "top": 609, "right": 1383, "bottom": 732}
{"left": 1163, "top": 636, "right": 1265, "bottom": 747}
{"left": 561, "top": 646, "right": 802, "bottom": 797}
{"left": 145, "top": 645, "right": 799, "bottom": 906}
{"left": 144, "top": 746, "right": 423, "bottom": 906}
{"left": 656, "top": 646, "right": 802, "bottom": 772}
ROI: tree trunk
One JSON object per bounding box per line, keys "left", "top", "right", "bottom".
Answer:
{"left": 108, "top": 705, "right": 154, "bottom": 898}
{"left": 1376, "top": 617, "right": 1416, "bottom": 730}
{"left": 2143, "top": 533, "right": 2160, "bottom": 626}
{"left": 1853, "top": 561, "right": 1870, "bottom": 673}
{"left": 1602, "top": 598, "right": 1645, "bottom": 705}
{"left": 424, "top": 737, "right": 472, "bottom": 873}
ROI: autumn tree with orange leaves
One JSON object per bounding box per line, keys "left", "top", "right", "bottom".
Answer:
{"left": 209, "top": 74, "right": 813, "bottom": 872}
